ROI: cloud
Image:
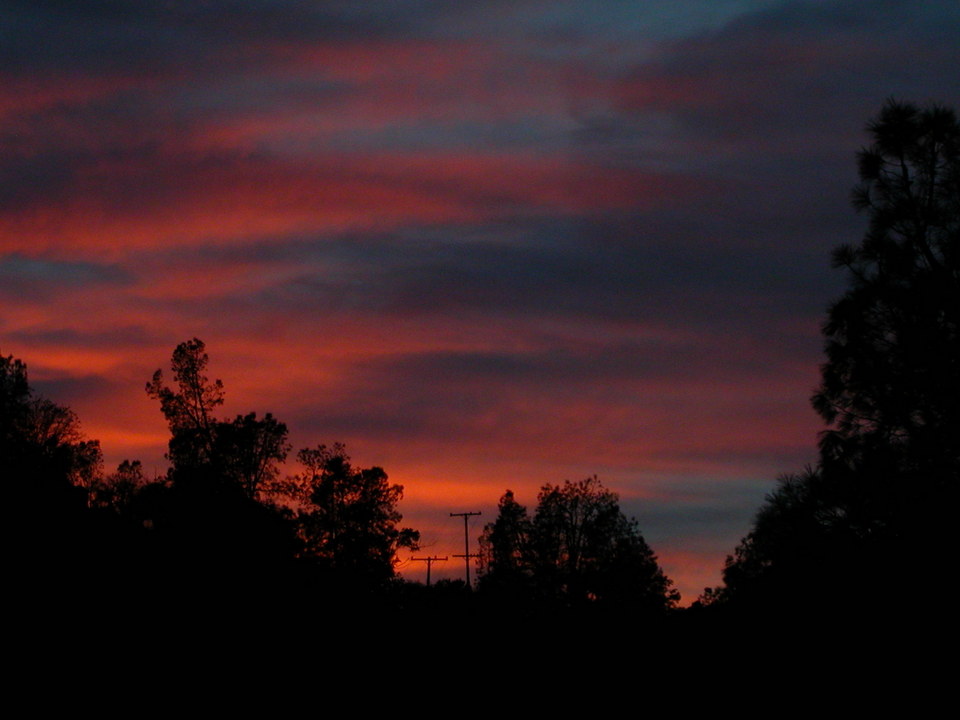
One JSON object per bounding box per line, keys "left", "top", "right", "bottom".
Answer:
{"left": 0, "top": 254, "right": 130, "bottom": 300}
{"left": 614, "top": 0, "right": 960, "bottom": 144}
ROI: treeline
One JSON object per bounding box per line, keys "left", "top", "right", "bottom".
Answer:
{"left": 696, "top": 100, "right": 959, "bottom": 625}
{"left": 4, "top": 100, "right": 957, "bottom": 633}
{"left": 3, "top": 336, "right": 681, "bottom": 622}
{"left": 4, "top": 340, "right": 423, "bottom": 610}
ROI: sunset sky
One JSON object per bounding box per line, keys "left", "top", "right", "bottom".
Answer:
{"left": 3, "top": 0, "right": 958, "bottom": 600}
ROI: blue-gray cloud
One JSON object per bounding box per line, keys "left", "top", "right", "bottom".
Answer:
{"left": 0, "top": 254, "right": 130, "bottom": 300}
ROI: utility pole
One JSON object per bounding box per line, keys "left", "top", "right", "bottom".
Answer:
{"left": 410, "top": 556, "right": 448, "bottom": 586}
{"left": 450, "top": 511, "right": 481, "bottom": 587}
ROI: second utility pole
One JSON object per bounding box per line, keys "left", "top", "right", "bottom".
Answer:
{"left": 449, "top": 511, "right": 481, "bottom": 587}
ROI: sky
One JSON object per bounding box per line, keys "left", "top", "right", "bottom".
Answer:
{"left": 2, "top": 0, "right": 958, "bottom": 601}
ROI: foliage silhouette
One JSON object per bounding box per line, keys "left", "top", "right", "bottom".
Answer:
{"left": 477, "top": 489, "right": 534, "bottom": 597}
{"left": 814, "top": 99, "right": 960, "bottom": 471}
{"left": 146, "top": 338, "right": 224, "bottom": 471}
{"left": 215, "top": 411, "right": 290, "bottom": 500}
{"left": 0, "top": 350, "right": 151, "bottom": 613}
{"left": 147, "top": 338, "right": 290, "bottom": 499}
{"left": 720, "top": 100, "right": 960, "bottom": 613}
{"left": 88, "top": 459, "right": 148, "bottom": 513}
{"left": 141, "top": 340, "right": 299, "bottom": 596}
{"left": 2, "top": 352, "right": 101, "bottom": 498}
{"left": 480, "top": 477, "right": 678, "bottom": 611}
{"left": 273, "top": 443, "right": 420, "bottom": 586}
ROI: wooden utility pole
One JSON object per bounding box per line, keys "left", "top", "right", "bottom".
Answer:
{"left": 449, "top": 511, "right": 481, "bottom": 587}
{"left": 410, "top": 556, "right": 448, "bottom": 586}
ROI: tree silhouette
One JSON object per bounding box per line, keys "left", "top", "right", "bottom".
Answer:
{"left": 480, "top": 477, "right": 678, "bottom": 611}
{"left": 147, "top": 339, "right": 289, "bottom": 499}
{"left": 721, "top": 100, "right": 960, "bottom": 612}
{"left": 146, "top": 338, "right": 224, "bottom": 472}
{"left": 2, "top": 352, "right": 101, "bottom": 495}
{"left": 215, "top": 412, "right": 290, "bottom": 500}
{"left": 479, "top": 491, "right": 532, "bottom": 575}
{"left": 88, "top": 459, "right": 148, "bottom": 513}
{"left": 477, "top": 490, "right": 534, "bottom": 600}
{"left": 814, "top": 99, "right": 960, "bottom": 472}
{"left": 532, "top": 477, "right": 678, "bottom": 609}
{"left": 0, "top": 351, "right": 134, "bottom": 607}
{"left": 141, "top": 340, "right": 298, "bottom": 595}
{"left": 277, "top": 443, "right": 420, "bottom": 585}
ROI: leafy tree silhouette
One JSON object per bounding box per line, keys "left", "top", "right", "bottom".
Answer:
{"left": 275, "top": 443, "right": 420, "bottom": 586}
{"left": 146, "top": 338, "right": 290, "bottom": 499}
{"left": 143, "top": 340, "right": 297, "bottom": 596}
{"left": 2, "top": 352, "right": 101, "bottom": 498}
{"left": 478, "top": 490, "right": 533, "bottom": 597}
{"left": 146, "top": 338, "right": 224, "bottom": 471}
{"left": 0, "top": 351, "right": 140, "bottom": 612}
{"left": 720, "top": 100, "right": 960, "bottom": 614}
{"left": 814, "top": 99, "right": 959, "bottom": 472}
{"left": 88, "top": 459, "right": 148, "bottom": 513}
{"left": 480, "top": 477, "right": 678, "bottom": 611}
{"left": 216, "top": 411, "right": 290, "bottom": 501}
